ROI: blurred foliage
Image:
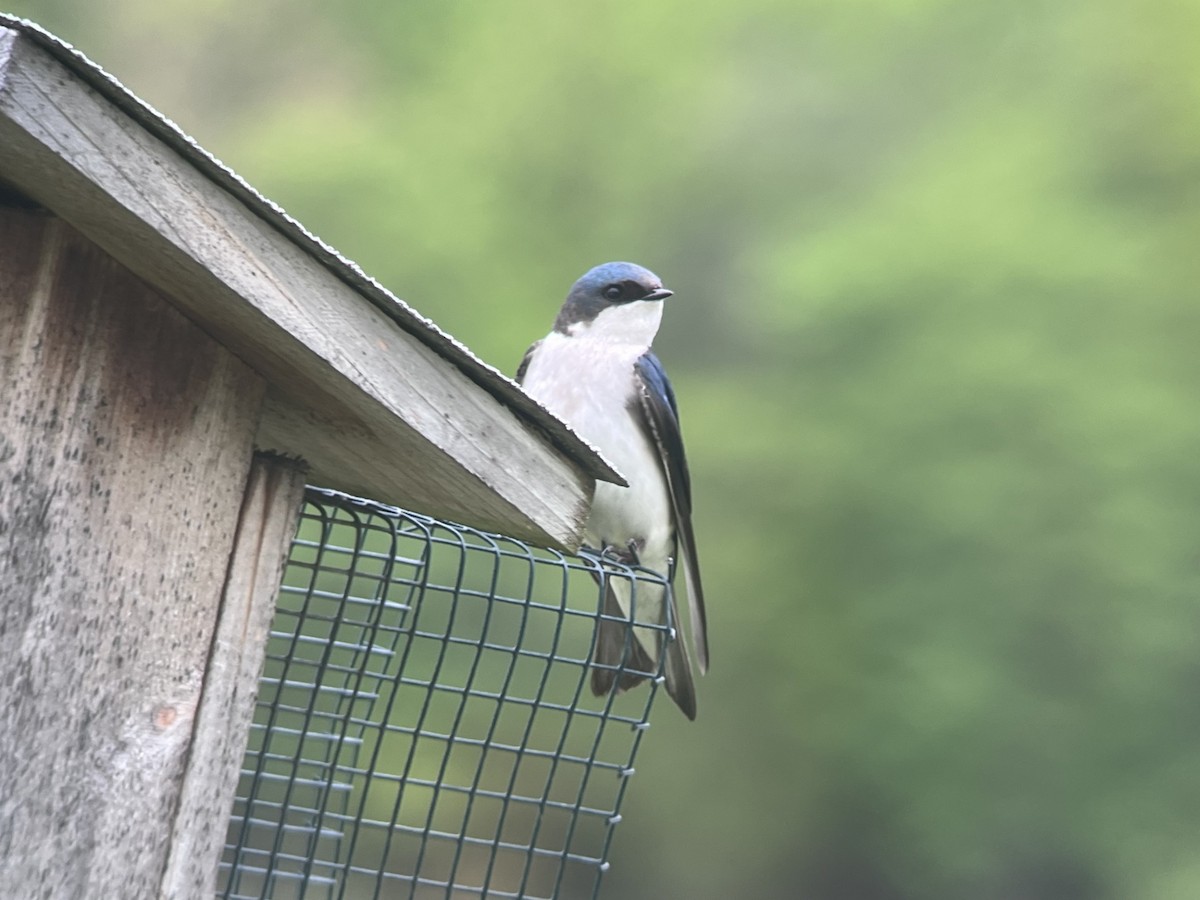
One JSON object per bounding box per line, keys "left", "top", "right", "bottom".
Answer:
{"left": 10, "top": 0, "right": 1200, "bottom": 896}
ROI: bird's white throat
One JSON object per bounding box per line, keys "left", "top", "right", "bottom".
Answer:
{"left": 565, "top": 300, "right": 664, "bottom": 349}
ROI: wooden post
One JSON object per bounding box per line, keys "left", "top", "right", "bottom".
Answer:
{"left": 160, "top": 454, "right": 307, "bottom": 899}
{"left": 0, "top": 206, "right": 292, "bottom": 897}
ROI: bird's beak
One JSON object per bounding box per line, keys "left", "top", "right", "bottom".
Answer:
{"left": 644, "top": 288, "right": 673, "bottom": 302}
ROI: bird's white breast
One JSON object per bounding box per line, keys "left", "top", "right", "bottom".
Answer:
{"left": 520, "top": 314, "right": 674, "bottom": 559}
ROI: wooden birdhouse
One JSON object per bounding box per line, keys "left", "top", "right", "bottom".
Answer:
{"left": 0, "top": 17, "right": 619, "bottom": 898}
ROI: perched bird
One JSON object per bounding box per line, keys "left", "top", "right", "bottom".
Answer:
{"left": 517, "top": 262, "right": 708, "bottom": 719}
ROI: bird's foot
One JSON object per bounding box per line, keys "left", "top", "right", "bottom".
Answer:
{"left": 597, "top": 540, "right": 641, "bottom": 566}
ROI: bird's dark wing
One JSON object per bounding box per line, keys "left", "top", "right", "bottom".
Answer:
{"left": 515, "top": 340, "right": 541, "bottom": 384}
{"left": 632, "top": 352, "right": 709, "bottom": 673}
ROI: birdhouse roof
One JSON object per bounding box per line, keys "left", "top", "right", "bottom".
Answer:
{"left": 0, "top": 15, "right": 622, "bottom": 550}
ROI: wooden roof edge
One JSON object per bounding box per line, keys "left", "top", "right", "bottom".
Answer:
{"left": 0, "top": 14, "right": 622, "bottom": 488}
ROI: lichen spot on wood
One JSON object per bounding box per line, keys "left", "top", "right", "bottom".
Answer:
{"left": 153, "top": 704, "right": 179, "bottom": 731}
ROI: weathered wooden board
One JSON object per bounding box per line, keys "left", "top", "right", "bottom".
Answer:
{"left": 0, "top": 24, "right": 612, "bottom": 550}
{"left": 159, "top": 454, "right": 308, "bottom": 900}
{"left": 0, "top": 210, "right": 263, "bottom": 897}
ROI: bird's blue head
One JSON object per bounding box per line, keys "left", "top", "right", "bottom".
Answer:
{"left": 554, "top": 262, "right": 673, "bottom": 334}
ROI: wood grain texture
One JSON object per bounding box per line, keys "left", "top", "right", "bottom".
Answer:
{"left": 159, "top": 453, "right": 307, "bottom": 900}
{"left": 0, "top": 210, "right": 264, "bottom": 897}
{"left": 0, "top": 25, "right": 603, "bottom": 550}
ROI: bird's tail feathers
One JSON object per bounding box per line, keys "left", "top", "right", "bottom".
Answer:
{"left": 591, "top": 583, "right": 657, "bottom": 696}
{"left": 589, "top": 579, "right": 697, "bottom": 720}
{"left": 660, "top": 615, "right": 697, "bottom": 720}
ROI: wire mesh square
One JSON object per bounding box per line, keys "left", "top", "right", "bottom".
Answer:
{"left": 218, "top": 487, "right": 672, "bottom": 900}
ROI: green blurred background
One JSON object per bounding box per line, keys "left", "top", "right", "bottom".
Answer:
{"left": 11, "top": 1, "right": 1200, "bottom": 897}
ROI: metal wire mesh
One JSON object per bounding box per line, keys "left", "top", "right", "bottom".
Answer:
{"left": 218, "top": 487, "right": 672, "bottom": 900}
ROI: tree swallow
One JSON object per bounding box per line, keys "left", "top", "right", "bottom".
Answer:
{"left": 517, "top": 262, "right": 709, "bottom": 719}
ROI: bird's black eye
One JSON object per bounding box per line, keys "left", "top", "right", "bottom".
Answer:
{"left": 602, "top": 284, "right": 623, "bottom": 300}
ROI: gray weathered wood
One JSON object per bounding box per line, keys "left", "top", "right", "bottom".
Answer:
{"left": 0, "top": 210, "right": 265, "bottom": 897}
{"left": 0, "top": 23, "right": 615, "bottom": 551}
{"left": 159, "top": 453, "right": 308, "bottom": 900}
